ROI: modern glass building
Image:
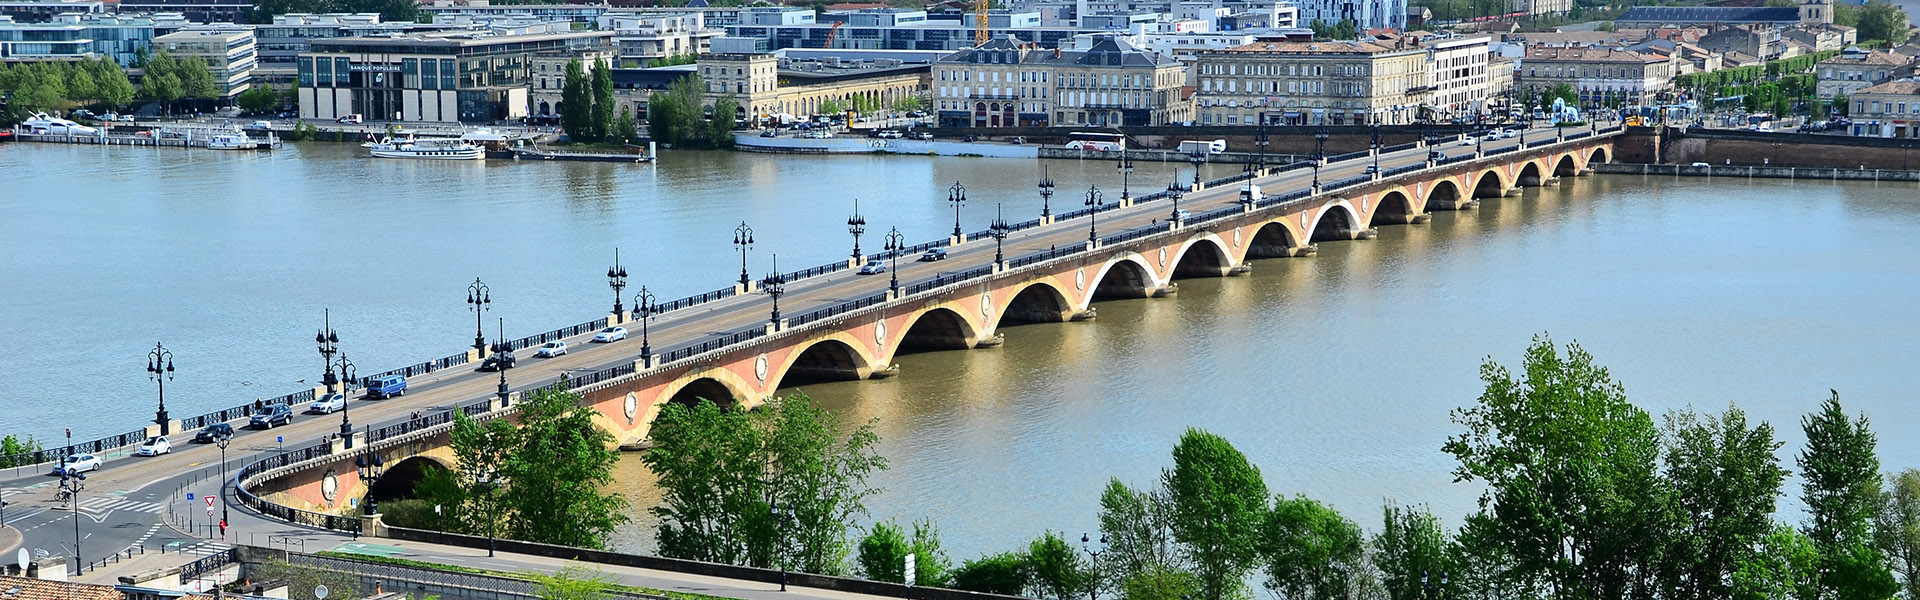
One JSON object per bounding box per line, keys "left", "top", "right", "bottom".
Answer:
{"left": 298, "top": 26, "right": 610, "bottom": 123}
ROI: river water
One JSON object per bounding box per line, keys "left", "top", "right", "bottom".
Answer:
{"left": 4, "top": 141, "right": 1918, "bottom": 560}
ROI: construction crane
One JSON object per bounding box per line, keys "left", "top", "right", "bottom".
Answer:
{"left": 974, "top": 0, "right": 988, "bottom": 46}
{"left": 825, "top": 21, "right": 844, "bottom": 48}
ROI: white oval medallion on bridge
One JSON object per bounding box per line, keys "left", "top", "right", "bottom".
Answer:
{"left": 1234, "top": 228, "right": 1243, "bottom": 247}
{"left": 624, "top": 392, "right": 638, "bottom": 422}
{"left": 754, "top": 354, "right": 769, "bottom": 384}
{"left": 1075, "top": 268, "right": 1086, "bottom": 291}
{"left": 321, "top": 469, "right": 338, "bottom": 503}
{"left": 875, "top": 319, "right": 888, "bottom": 347}
{"left": 1158, "top": 248, "right": 1168, "bottom": 268}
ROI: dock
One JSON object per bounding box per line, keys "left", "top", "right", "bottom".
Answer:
{"left": 511, "top": 142, "right": 654, "bottom": 163}
{"left": 10, "top": 125, "right": 277, "bottom": 150}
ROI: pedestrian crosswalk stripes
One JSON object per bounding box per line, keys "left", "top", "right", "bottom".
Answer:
{"left": 78, "top": 496, "right": 163, "bottom": 514}
{"left": 183, "top": 541, "right": 232, "bottom": 556}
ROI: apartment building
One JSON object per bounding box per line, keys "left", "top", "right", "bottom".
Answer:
{"left": 0, "top": 13, "right": 179, "bottom": 65}
{"left": 0, "top": 0, "right": 100, "bottom": 23}
{"left": 932, "top": 34, "right": 1186, "bottom": 127}
{"left": 298, "top": 26, "right": 609, "bottom": 123}
{"left": 701, "top": 52, "right": 930, "bottom": 122}
{"left": 597, "top": 11, "right": 716, "bottom": 63}
{"left": 153, "top": 28, "right": 255, "bottom": 98}
{"left": 1191, "top": 38, "right": 1429, "bottom": 126}
{"left": 1816, "top": 47, "right": 1912, "bottom": 99}
{"left": 1294, "top": 0, "right": 1405, "bottom": 32}
{"left": 1426, "top": 34, "right": 1491, "bottom": 120}
{"left": 1516, "top": 44, "right": 1674, "bottom": 105}
{"left": 1849, "top": 79, "right": 1920, "bottom": 137}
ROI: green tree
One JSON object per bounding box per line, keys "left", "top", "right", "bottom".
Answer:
{"left": 0, "top": 434, "right": 43, "bottom": 468}
{"left": 67, "top": 69, "right": 98, "bottom": 107}
{"left": 856, "top": 520, "right": 950, "bottom": 586}
{"left": 1027, "top": 531, "right": 1094, "bottom": 600}
{"left": 1372, "top": 502, "right": 1453, "bottom": 600}
{"left": 612, "top": 111, "right": 638, "bottom": 145}
{"left": 1258, "top": 495, "right": 1367, "bottom": 600}
{"left": 1661, "top": 405, "right": 1791, "bottom": 600}
{"left": 525, "top": 565, "right": 613, "bottom": 600}
{"left": 951, "top": 552, "right": 1030, "bottom": 596}
{"left": 1118, "top": 565, "right": 1198, "bottom": 600}
{"left": 560, "top": 58, "right": 590, "bottom": 141}
{"left": 1799, "top": 392, "right": 1888, "bottom": 598}
{"left": 176, "top": 58, "right": 218, "bottom": 101}
{"left": 1855, "top": 1, "right": 1911, "bottom": 46}
{"left": 817, "top": 99, "right": 844, "bottom": 116}
{"left": 1164, "top": 429, "right": 1268, "bottom": 600}
{"left": 1877, "top": 469, "right": 1920, "bottom": 599}
{"left": 143, "top": 73, "right": 184, "bottom": 111}
{"left": 1442, "top": 335, "right": 1671, "bottom": 599}
{"left": 645, "top": 393, "right": 885, "bottom": 575}
{"left": 1098, "top": 479, "right": 1184, "bottom": 590}
{"left": 1732, "top": 524, "right": 1820, "bottom": 600}
{"left": 589, "top": 57, "right": 614, "bottom": 142}
{"left": 500, "top": 383, "right": 628, "bottom": 548}
{"left": 90, "top": 60, "right": 135, "bottom": 108}
{"left": 891, "top": 96, "right": 922, "bottom": 113}
{"left": 708, "top": 94, "right": 739, "bottom": 148}
{"left": 238, "top": 86, "right": 278, "bottom": 114}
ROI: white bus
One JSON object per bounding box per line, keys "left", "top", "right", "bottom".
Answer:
{"left": 1065, "top": 131, "right": 1125, "bottom": 151}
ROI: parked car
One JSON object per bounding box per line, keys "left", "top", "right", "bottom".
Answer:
{"left": 907, "top": 110, "right": 927, "bottom": 118}
{"left": 52, "top": 453, "right": 101, "bottom": 475}
{"left": 336, "top": 114, "right": 363, "bottom": 124}
{"left": 193, "top": 423, "right": 234, "bottom": 444}
{"left": 1365, "top": 164, "right": 1380, "bottom": 174}
{"left": 365, "top": 374, "right": 407, "bottom": 399}
{"left": 1172, "top": 209, "right": 1192, "bottom": 221}
{"left": 246, "top": 120, "right": 272, "bottom": 131}
{"left": 1459, "top": 136, "right": 1476, "bottom": 146}
{"left": 135, "top": 436, "right": 171, "bottom": 456}
{"left": 535, "top": 341, "right": 569, "bottom": 357}
{"left": 919, "top": 247, "right": 947, "bottom": 262}
{"left": 593, "top": 327, "right": 628, "bottom": 343}
{"left": 760, "top": 130, "right": 778, "bottom": 137}
{"left": 858, "top": 259, "right": 887, "bottom": 275}
{"left": 249, "top": 403, "right": 293, "bottom": 429}
{"left": 909, "top": 131, "right": 933, "bottom": 140}
{"left": 1690, "top": 162, "right": 1711, "bottom": 167}
{"left": 476, "top": 352, "right": 516, "bottom": 372}
{"left": 1428, "top": 150, "right": 1447, "bottom": 161}
{"left": 307, "top": 393, "right": 347, "bottom": 414}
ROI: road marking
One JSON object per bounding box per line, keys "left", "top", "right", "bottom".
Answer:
{"left": 181, "top": 541, "right": 233, "bottom": 556}
{"left": 128, "top": 523, "right": 164, "bottom": 551}
{"left": 78, "top": 496, "right": 163, "bottom": 514}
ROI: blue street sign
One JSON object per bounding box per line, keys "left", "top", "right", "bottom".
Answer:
{"left": 186, "top": 492, "right": 194, "bottom": 501}
{"left": 277, "top": 436, "right": 284, "bottom": 444}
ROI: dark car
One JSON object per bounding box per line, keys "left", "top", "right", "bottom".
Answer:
{"left": 476, "top": 352, "right": 516, "bottom": 372}
{"left": 249, "top": 404, "right": 292, "bottom": 429}
{"left": 193, "top": 423, "right": 234, "bottom": 443}
{"left": 919, "top": 247, "right": 947, "bottom": 262}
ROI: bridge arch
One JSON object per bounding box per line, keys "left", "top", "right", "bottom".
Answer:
{"left": 1470, "top": 169, "right": 1508, "bottom": 199}
{"left": 664, "top": 373, "right": 751, "bottom": 410}
{"left": 1369, "top": 190, "right": 1417, "bottom": 227}
{"left": 1090, "top": 253, "right": 1159, "bottom": 300}
{"left": 774, "top": 334, "right": 875, "bottom": 388}
{"left": 1553, "top": 154, "right": 1579, "bottom": 177}
{"left": 1516, "top": 161, "right": 1546, "bottom": 187}
{"left": 1425, "top": 179, "right": 1463, "bottom": 211}
{"left": 1169, "top": 233, "right": 1234, "bottom": 278}
{"left": 897, "top": 306, "right": 980, "bottom": 351}
{"left": 1246, "top": 219, "right": 1306, "bottom": 258}
{"left": 997, "top": 280, "right": 1075, "bottom": 326}
{"left": 1307, "top": 199, "right": 1361, "bottom": 242}
{"left": 1587, "top": 147, "right": 1609, "bottom": 166}
{"left": 366, "top": 455, "right": 454, "bottom": 501}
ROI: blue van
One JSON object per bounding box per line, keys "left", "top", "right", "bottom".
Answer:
{"left": 366, "top": 375, "right": 407, "bottom": 399}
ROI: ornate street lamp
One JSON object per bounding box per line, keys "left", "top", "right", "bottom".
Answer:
{"left": 1256, "top": 122, "right": 1270, "bottom": 170}
{"left": 217, "top": 436, "right": 230, "bottom": 533}
{"left": 333, "top": 353, "right": 355, "bottom": 448}
{"left": 1371, "top": 123, "right": 1382, "bottom": 173}
{"left": 490, "top": 318, "right": 510, "bottom": 407}
{"left": 1116, "top": 148, "right": 1134, "bottom": 200}
{"left": 847, "top": 198, "right": 867, "bottom": 260}
{"left": 988, "top": 204, "right": 1013, "bottom": 266}
{"left": 1080, "top": 534, "right": 1109, "bottom": 600}
{"left": 1314, "top": 127, "right": 1330, "bottom": 164}
{"left": 1084, "top": 186, "right": 1103, "bottom": 244}
{"left": 946, "top": 181, "right": 967, "bottom": 240}
{"left": 883, "top": 227, "right": 905, "bottom": 295}
{"left": 1038, "top": 166, "right": 1055, "bottom": 220}
{"left": 61, "top": 469, "right": 84, "bottom": 575}
{"left": 146, "top": 342, "right": 174, "bottom": 435}
{"left": 632, "top": 287, "right": 654, "bottom": 365}
{"left": 763, "top": 255, "right": 785, "bottom": 327}
{"left": 465, "top": 278, "right": 489, "bottom": 355}
{"left": 1188, "top": 149, "right": 1205, "bottom": 189}
{"left": 607, "top": 249, "right": 627, "bottom": 317}
{"left": 732, "top": 221, "right": 754, "bottom": 287}
{"left": 1168, "top": 176, "right": 1186, "bottom": 221}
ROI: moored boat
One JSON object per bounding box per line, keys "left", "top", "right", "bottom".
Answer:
{"left": 363, "top": 135, "right": 485, "bottom": 160}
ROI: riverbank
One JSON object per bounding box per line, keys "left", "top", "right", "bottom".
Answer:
{"left": 1594, "top": 162, "right": 1920, "bottom": 181}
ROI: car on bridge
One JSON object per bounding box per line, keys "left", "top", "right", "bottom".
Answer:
{"left": 593, "top": 327, "right": 628, "bottom": 343}
{"left": 477, "top": 352, "right": 515, "bottom": 372}
{"left": 365, "top": 375, "right": 407, "bottom": 398}
{"left": 52, "top": 453, "right": 101, "bottom": 475}
{"left": 135, "top": 436, "right": 171, "bottom": 456}
{"left": 858, "top": 259, "right": 886, "bottom": 275}
{"left": 307, "top": 393, "right": 347, "bottom": 414}
{"left": 919, "top": 248, "right": 947, "bottom": 262}
{"left": 250, "top": 403, "right": 293, "bottom": 429}
{"left": 535, "top": 341, "right": 568, "bottom": 357}
{"left": 193, "top": 423, "right": 234, "bottom": 443}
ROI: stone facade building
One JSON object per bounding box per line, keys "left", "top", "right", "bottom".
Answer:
{"left": 702, "top": 52, "right": 930, "bottom": 122}
{"left": 1849, "top": 79, "right": 1920, "bottom": 138}
{"left": 1817, "top": 47, "right": 1912, "bottom": 99}
{"left": 1191, "top": 38, "right": 1429, "bottom": 126}
{"left": 1516, "top": 44, "right": 1674, "bottom": 105}
{"left": 932, "top": 34, "right": 1186, "bottom": 127}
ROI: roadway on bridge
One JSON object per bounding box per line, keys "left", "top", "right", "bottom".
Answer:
{"left": 1, "top": 123, "right": 1582, "bottom": 575}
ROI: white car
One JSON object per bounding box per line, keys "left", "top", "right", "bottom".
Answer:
{"left": 858, "top": 259, "right": 886, "bottom": 275}
{"left": 52, "top": 453, "right": 101, "bottom": 475}
{"left": 136, "top": 436, "right": 171, "bottom": 456}
{"left": 307, "top": 392, "right": 347, "bottom": 414}
{"left": 1459, "top": 136, "right": 1477, "bottom": 146}
{"left": 536, "top": 341, "right": 569, "bottom": 357}
{"left": 593, "top": 327, "right": 628, "bottom": 343}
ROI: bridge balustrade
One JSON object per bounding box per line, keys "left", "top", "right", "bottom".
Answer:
{"left": 1327, "top": 149, "right": 1370, "bottom": 163}
{"left": 655, "top": 287, "right": 737, "bottom": 313}
{"left": 788, "top": 293, "right": 889, "bottom": 328}
{"left": 1381, "top": 141, "right": 1420, "bottom": 153}
{"left": 1101, "top": 221, "right": 1172, "bottom": 246}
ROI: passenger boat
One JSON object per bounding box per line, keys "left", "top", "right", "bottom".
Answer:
{"left": 362, "top": 135, "right": 485, "bottom": 160}
{"left": 207, "top": 130, "right": 277, "bottom": 150}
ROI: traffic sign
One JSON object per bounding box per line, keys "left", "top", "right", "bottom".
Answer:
{"left": 186, "top": 492, "right": 194, "bottom": 501}
{"left": 206, "top": 497, "right": 215, "bottom": 508}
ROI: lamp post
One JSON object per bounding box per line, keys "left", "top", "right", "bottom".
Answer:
{"left": 607, "top": 249, "right": 627, "bottom": 317}
{"left": 61, "top": 469, "right": 84, "bottom": 575}
{"left": 1256, "top": 122, "right": 1270, "bottom": 171}
{"left": 1116, "top": 148, "right": 1134, "bottom": 201}
{"left": 946, "top": 181, "right": 967, "bottom": 241}
{"left": 848, "top": 199, "right": 867, "bottom": 261}
{"left": 733, "top": 221, "right": 754, "bottom": 287}
{"left": 883, "top": 227, "right": 904, "bottom": 295}
{"left": 1080, "top": 534, "right": 1108, "bottom": 600}
{"left": 1371, "top": 123, "right": 1381, "bottom": 173}
{"left": 1168, "top": 176, "right": 1186, "bottom": 221}
{"left": 763, "top": 254, "right": 785, "bottom": 328}
{"left": 334, "top": 353, "right": 355, "bottom": 448}
{"left": 1084, "top": 185, "right": 1102, "bottom": 244}
{"left": 465, "top": 278, "right": 489, "bottom": 356}
{"left": 633, "top": 287, "right": 654, "bottom": 365}
{"left": 988, "top": 204, "right": 1012, "bottom": 266}
{"left": 316, "top": 308, "right": 340, "bottom": 399}
{"left": 770, "top": 502, "right": 794, "bottom": 591}
{"left": 1038, "top": 166, "right": 1055, "bottom": 220}
{"left": 217, "top": 436, "right": 230, "bottom": 534}
{"left": 146, "top": 342, "right": 174, "bottom": 435}
{"left": 1314, "top": 127, "right": 1330, "bottom": 164}
{"left": 490, "top": 318, "right": 510, "bottom": 407}
{"left": 1188, "top": 149, "right": 1205, "bottom": 189}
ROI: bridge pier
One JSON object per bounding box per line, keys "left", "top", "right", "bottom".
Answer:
{"left": 1372, "top": 213, "right": 1421, "bottom": 225}
{"left": 1411, "top": 214, "right": 1433, "bottom": 224}
{"left": 1070, "top": 307, "right": 1098, "bottom": 321}
{"left": 1227, "top": 263, "right": 1253, "bottom": 276}
{"left": 974, "top": 332, "right": 1006, "bottom": 348}
{"left": 868, "top": 364, "right": 901, "bottom": 379}
{"left": 1428, "top": 197, "right": 1478, "bottom": 211}
{"left": 1247, "top": 243, "right": 1315, "bottom": 258}
{"left": 1150, "top": 283, "right": 1178, "bottom": 297}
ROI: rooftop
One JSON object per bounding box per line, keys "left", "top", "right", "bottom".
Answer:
{"left": 1856, "top": 78, "right": 1920, "bottom": 95}
{"left": 1820, "top": 48, "right": 1911, "bottom": 66}
{"left": 1616, "top": 5, "right": 1803, "bottom": 24}
{"left": 1523, "top": 44, "right": 1660, "bottom": 63}
{"left": 1211, "top": 39, "right": 1419, "bottom": 55}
